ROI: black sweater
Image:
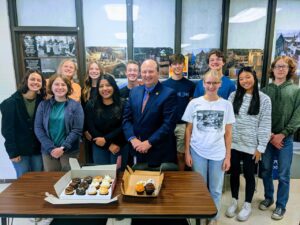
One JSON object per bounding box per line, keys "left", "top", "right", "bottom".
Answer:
{"left": 0, "top": 91, "right": 43, "bottom": 158}
{"left": 85, "top": 99, "right": 125, "bottom": 149}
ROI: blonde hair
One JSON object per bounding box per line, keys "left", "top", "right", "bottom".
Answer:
{"left": 82, "top": 60, "right": 104, "bottom": 103}
{"left": 57, "top": 59, "right": 78, "bottom": 80}
{"left": 203, "top": 70, "right": 222, "bottom": 82}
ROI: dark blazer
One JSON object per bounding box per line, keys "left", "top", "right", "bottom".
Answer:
{"left": 0, "top": 91, "right": 43, "bottom": 159}
{"left": 123, "top": 82, "right": 177, "bottom": 167}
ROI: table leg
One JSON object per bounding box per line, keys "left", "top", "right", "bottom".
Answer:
{"left": 1, "top": 217, "right": 7, "bottom": 225}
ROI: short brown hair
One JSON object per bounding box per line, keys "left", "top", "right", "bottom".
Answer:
{"left": 127, "top": 60, "right": 139, "bottom": 67}
{"left": 169, "top": 54, "right": 185, "bottom": 65}
{"left": 207, "top": 50, "right": 226, "bottom": 64}
{"left": 47, "top": 74, "right": 73, "bottom": 97}
{"left": 269, "top": 56, "right": 297, "bottom": 80}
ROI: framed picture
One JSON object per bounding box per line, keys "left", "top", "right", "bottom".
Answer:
{"left": 20, "top": 34, "right": 77, "bottom": 79}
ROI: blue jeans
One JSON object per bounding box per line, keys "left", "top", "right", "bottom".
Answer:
{"left": 261, "top": 136, "right": 293, "bottom": 209}
{"left": 92, "top": 144, "right": 118, "bottom": 165}
{"left": 191, "top": 149, "right": 224, "bottom": 219}
{"left": 12, "top": 155, "right": 43, "bottom": 178}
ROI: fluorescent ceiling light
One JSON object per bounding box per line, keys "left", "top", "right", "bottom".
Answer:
{"left": 229, "top": 7, "right": 281, "bottom": 23}
{"left": 181, "top": 43, "right": 191, "bottom": 48}
{"left": 105, "top": 4, "right": 139, "bottom": 21}
{"left": 189, "top": 34, "right": 211, "bottom": 41}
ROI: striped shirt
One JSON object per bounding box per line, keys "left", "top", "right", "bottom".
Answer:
{"left": 228, "top": 91, "right": 272, "bottom": 154}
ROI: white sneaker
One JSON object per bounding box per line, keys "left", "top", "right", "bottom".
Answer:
{"left": 237, "top": 202, "right": 252, "bottom": 221}
{"left": 207, "top": 219, "right": 217, "bottom": 225}
{"left": 225, "top": 198, "right": 238, "bottom": 218}
{"left": 39, "top": 218, "right": 53, "bottom": 225}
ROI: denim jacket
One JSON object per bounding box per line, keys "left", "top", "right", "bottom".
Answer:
{"left": 34, "top": 97, "right": 84, "bottom": 154}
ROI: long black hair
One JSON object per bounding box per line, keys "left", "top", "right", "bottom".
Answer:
{"left": 94, "top": 74, "right": 122, "bottom": 119}
{"left": 233, "top": 67, "right": 260, "bottom": 115}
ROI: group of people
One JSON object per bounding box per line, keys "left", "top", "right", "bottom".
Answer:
{"left": 1, "top": 50, "right": 300, "bottom": 225}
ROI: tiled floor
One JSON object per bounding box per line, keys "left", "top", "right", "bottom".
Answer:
{"left": 1, "top": 178, "right": 299, "bottom": 225}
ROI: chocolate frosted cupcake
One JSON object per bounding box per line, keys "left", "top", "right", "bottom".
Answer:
{"left": 79, "top": 181, "right": 89, "bottom": 190}
{"left": 65, "top": 186, "right": 75, "bottom": 195}
{"left": 144, "top": 183, "right": 155, "bottom": 195}
{"left": 69, "top": 181, "right": 79, "bottom": 189}
{"left": 83, "top": 176, "right": 92, "bottom": 184}
{"left": 72, "top": 177, "right": 81, "bottom": 184}
{"left": 76, "top": 187, "right": 86, "bottom": 195}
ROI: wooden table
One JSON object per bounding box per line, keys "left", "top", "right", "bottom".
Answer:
{"left": 0, "top": 171, "right": 217, "bottom": 225}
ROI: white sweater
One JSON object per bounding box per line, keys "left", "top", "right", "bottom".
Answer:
{"left": 228, "top": 91, "right": 272, "bottom": 154}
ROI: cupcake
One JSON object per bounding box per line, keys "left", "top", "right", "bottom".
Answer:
{"left": 76, "top": 187, "right": 86, "bottom": 195}
{"left": 135, "top": 182, "right": 145, "bottom": 195}
{"left": 65, "top": 186, "right": 75, "bottom": 195}
{"left": 99, "top": 186, "right": 109, "bottom": 195}
{"left": 100, "top": 180, "right": 110, "bottom": 189}
{"left": 91, "top": 181, "right": 100, "bottom": 189}
{"left": 69, "top": 181, "right": 79, "bottom": 189}
{"left": 83, "top": 176, "right": 93, "bottom": 184}
{"left": 78, "top": 181, "right": 89, "bottom": 190}
{"left": 72, "top": 177, "right": 81, "bottom": 184}
{"left": 93, "top": 176, "right": 103, "bottom": 183}
{"left": 103, "top": 175, "right": 112, "bottom": 183}
{"left": 87, "top": 186, "right": 97, "bottom": 195}
{"left": 144, "top": 183, "right": 155, "bottom": 195}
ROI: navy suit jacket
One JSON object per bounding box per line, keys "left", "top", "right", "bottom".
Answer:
{"left": 123, "top": 82, "right": 177, "bottom": 166}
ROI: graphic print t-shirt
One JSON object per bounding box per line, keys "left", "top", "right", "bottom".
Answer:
{"left": 182, "top": 96, "right": 235, "bottom": 160}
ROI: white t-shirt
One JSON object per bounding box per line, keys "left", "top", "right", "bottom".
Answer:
{"left": 182, "top": 96, "right": 235, "bottom": 160}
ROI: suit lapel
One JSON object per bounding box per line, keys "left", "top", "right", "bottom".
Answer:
{"left": 139, "top": 82, "right": 162, "bottom": 120}
{"left": 136, "top": 86, "right": 144, "bottom": 119}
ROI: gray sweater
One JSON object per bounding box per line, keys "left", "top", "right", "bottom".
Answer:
{"left": 228, "top": 91, "right": 272, "bottom": 154}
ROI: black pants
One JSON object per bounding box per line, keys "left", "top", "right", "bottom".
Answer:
{"left": 230, "top": 149, "right": 257, "bottom": 203}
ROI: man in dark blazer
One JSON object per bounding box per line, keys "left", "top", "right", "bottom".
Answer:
{"left": 123, "top": 59, "right": 177, "bottom": 168}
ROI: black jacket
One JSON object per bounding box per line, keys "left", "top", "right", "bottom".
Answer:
{"left": 0, "top": 91, "right": 43, "bottom": 158}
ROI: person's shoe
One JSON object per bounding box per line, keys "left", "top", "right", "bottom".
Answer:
{"left": 259, "top": 199, "right": 274, "bottom": 210}
{"left": 225, "top": 198, "right": 238, "bottom": 218}
{"left": 39, "top": 218, "right": 53, "bottom": 225}
{"left": 207, "top": 219, "right": 217, "bottom": 225}
{"left": 237, "top": 202, "right": 252, "bottom": 221}
{"left": 200, "top": 218, "right": 207, "bottom": 225}
{"left": 271, "top": 207, "right": 286, "bottom": 220}
{"left": 29, "top": 218, "right": 42, "bottom": 224}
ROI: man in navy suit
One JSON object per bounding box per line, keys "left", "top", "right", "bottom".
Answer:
{"left": 123, "top": 59, "right": 177, "bottom": 168}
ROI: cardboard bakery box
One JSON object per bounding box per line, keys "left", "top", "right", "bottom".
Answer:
{"left": 121, "top": 166, "right": 164, "bottom": 197}
{"left": 44, "top": 158, "right": 119, "bottom": 204}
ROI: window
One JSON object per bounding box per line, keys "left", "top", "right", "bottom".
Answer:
{"left": 181, "top": 0, "right": 222, "bottom": 79}
{"left": 83, "top": 0, "right": 127, "bottom": 78}
{"left": 227, "top": 0, "right": 268, "bottom": 80}
{"left": 133, "top": 0, "right": 175, "bottom": 78}
{"left": 17, "top": 0, "right": 76, "bottom": 27}
{"left": 272, "top": 0, "right": 300, "bottom": 84}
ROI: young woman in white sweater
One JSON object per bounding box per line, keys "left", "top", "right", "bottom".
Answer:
{"left": 226, "top": 67, "right": 272, "bottom": 221}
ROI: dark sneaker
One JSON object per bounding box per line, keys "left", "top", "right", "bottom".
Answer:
{"left": 271, "top": 207, "right": 286, "bottom": 220}
{"left": 259, "top": 199, "right": 274, "bottom": 210}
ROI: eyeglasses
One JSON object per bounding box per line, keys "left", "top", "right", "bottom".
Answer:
{"left": 274, "top": 65, "right": 289, "bottom": 70}
{"left": 205, "top": 82, "right": 220, "bottom": 86}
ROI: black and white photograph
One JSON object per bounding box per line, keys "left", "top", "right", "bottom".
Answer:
{"left": 196, "top": 110, "right": 224, "bottom": 132}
